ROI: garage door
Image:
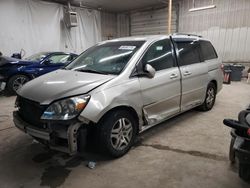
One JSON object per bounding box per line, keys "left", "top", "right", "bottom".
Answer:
{"left": 130, "top": 6, "right": 178, "bottom": 36}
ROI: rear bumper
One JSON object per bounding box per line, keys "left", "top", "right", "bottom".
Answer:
{"left": 13, "top": 111, "right": 86, "bottom": 155}
{"left": 231, "top": 130, "right": 250, "bottom": 164}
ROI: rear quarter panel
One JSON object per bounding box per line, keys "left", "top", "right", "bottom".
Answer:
{"left": 206, "top": 58, "right": 223, "bottom": 93}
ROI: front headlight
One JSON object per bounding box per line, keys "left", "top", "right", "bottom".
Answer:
{"left": 41, "top": 95, "right": 90, "bottom": 120}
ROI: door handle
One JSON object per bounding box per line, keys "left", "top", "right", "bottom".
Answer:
{"left": 170, "top": 73, "right": 178, "bottom": 79}
{"left": 183, "top": 71, "right": 192, "bottom": 76}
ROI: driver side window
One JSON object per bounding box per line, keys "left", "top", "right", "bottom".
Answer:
{"left": 142, "top": 39, "right": 174, "bottom": 71}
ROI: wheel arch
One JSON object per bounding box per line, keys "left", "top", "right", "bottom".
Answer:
{"left": 7, "top": 72, "right": 33, "bottom": 83}
{"left": 98, "top": 105, "right": 140, "bottom": 134}
{"left": 6, "top": 73, "right": 33, "bottom": 94}
{"left": 210, "top": 79, "right": 217, "bottom": 92}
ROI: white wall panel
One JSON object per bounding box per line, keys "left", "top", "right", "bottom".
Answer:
{"left": 178, "top": 0, "right": 250, "bottom": 63}
{"left": 117, "top": 13, "right": 130, "bottom": 37}
{"left": 0, "top": 0, "right": 101, "bottom": 57}
{"left": 130, "top": 6, "right": 178, "bottom": 36}
{"left": 101, "top": 12, "right": 117, "bottom": 40}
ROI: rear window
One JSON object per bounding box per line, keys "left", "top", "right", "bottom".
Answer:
{"left": 175, "top": 41, "right": 201, "bottom": 66}
{"left": 200, "top": 40, "right": 218, "bottom": 60}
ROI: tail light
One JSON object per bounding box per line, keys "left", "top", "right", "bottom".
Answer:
{"left": 247, "top": 128, "right": 250, "bottom": 136}
{"left": 220, "top": 64, "right": 224, "bottom": 72}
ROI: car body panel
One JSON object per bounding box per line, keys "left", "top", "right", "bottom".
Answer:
{"left": 81, "top": 77, "right": 145, "bottom": 129}
{"left": 17, "top": 69, "right": 115, "bottom": 105}
{"left": 179, "top": 62, "right": 208, "bottom": 111}
{"left": 206, "top": 58, "right": 223, "bottom": 93}
{"left": 139, "top": 67, "right": 181, "bottom": 124}
{"left": 15, "top": 34, "right": 223, "bottom": 134}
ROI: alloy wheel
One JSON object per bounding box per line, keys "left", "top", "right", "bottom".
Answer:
{"left": 206, "top": 87, "right": 215, "bottom": 108}
{"left": 12, "top": 76, "right": 29, "bottom": 91}
{"left": 110, "top": 118, "right": 133, "bottom": 151}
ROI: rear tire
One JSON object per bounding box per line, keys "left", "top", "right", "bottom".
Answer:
{"left": 97, "top": 110, "right": 138, "bottom": 158}
{"left": 239, "top": 163, "right": 250, "bottom": 182}
{"left": 7, "top": 75, "right": 30, "bottom": 95}
{"left": 198, "top": 82, "right": 216, "bottom": 111}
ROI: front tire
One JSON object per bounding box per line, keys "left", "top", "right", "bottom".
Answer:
{"left": 198, "top": 82, "right": 216, "bottom": 111}
{"left": 97, "top": 110, "right": 138, "bottom": 158}
{"left": 7, "top": 75, "right": 30, "bottom": 94}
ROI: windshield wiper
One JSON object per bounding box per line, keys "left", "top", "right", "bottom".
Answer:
{"left": 75, "top": 68, "right": 109, "bottom": 75}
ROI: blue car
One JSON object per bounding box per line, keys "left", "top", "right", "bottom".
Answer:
{"left": 0, "top": 52, "right": 78, "bottom": 94}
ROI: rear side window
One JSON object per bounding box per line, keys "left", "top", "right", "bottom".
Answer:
{"left": 175, "top": 41, "right": 201, "bottom": 66}
{"left": 142, "top": 39, "right": 174, "bottom": 71}
{"left": 200, "top": 40, "right": 217, "bottom": 60}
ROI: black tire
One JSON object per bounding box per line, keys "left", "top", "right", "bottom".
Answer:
{"left": 239, "top": 163, "right": 250, "bottom": 182}
{"left": 198, "top": 82, "right": 216, "bottom": 111}
{"left": 97, "top": 110, "right": 138, "bottom": 158}
{"left": 229, "top": 137, "right": 236, "bottom": 164}
{"left": 7, "top": 75, "right": 30, "bottom": 94}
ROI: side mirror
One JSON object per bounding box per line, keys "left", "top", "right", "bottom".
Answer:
{"left": 144, "top": 64, "right": 156, "bottom": 78}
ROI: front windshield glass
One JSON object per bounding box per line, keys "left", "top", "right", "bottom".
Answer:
{"left": 25, "top": 52, "right": 49, "bottom": 61}
{"left": 66, "top": 41, "right": 145, "bottom": 75}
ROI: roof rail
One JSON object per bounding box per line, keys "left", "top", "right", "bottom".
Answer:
{"left": 172, "top": 33, "right": 203, "bottom": 38}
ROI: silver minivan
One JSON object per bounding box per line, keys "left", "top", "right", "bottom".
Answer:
{"left": 13, "top": 34, "right": 223, "bottom": 157}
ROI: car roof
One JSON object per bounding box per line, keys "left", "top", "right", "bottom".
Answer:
{"left": 171, "top": 34, "right": 211, "bottom": 43}
{"left": 106, "top": 35, "right": 169, "bottom": 43}
{"left": 101, "top": 34, "right": 209, "bottom": 44}
{"left": 41, "top": 52, "right": 77, "bottom": 56}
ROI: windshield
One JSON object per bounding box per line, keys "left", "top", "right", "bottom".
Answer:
{"left": 66, "top": 41, "right": 145, "bottom": 75}
{"left": 25, "top": 52, "right": 49, "bottom": 61}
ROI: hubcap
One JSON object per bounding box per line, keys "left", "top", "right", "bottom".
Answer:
{"left": 206, "top": 88, "right": 215, "bottom": 107}
{"left": 12, "top": 77, "right": 28, "bottom": 91}
{"left": 111, "top": 118, "right": 133, "bottom": 151}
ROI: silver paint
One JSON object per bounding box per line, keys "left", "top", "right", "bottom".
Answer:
{"left": 17, "top": 35, "right": 223, "bottom": 134}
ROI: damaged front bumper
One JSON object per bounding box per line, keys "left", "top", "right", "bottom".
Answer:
{"left": 13, "top": 111, "right": 87, "bottom": 155}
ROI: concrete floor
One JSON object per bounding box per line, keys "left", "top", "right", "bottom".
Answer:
{"left": 0, "top": 81, "right": 250, "bottom": 188}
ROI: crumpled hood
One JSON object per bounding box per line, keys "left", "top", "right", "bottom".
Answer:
{"left": 0, "top": 56, "right": 34, "bottom": 67}
{"left": 17, "top": 69, "right": 115, "bottom": 104}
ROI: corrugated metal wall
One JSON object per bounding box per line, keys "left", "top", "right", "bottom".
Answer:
{"left": 117, "top": 13, "right": 130, "bottom": 37}
{"left": 101, "top": 12, "right": 130, "bottom": 40}
{"left": 101, "top": 4, "right": 178, "bottom": 39}
{"left": 130, "top": 6, "right": 178, "bottom": 35}
{"left": 101, "top": 12, "right": 117, "bottom": 40}
{"left": 178, "top": 0, "right": 250, "bottom": 63}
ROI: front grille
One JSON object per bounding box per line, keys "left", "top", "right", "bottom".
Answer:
{"left": 17, "top": 96, "right": 48, "bottom": 128}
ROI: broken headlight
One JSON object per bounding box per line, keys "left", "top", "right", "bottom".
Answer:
{"left": 41, "top": 95, "right": 90, "bottom": 120}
